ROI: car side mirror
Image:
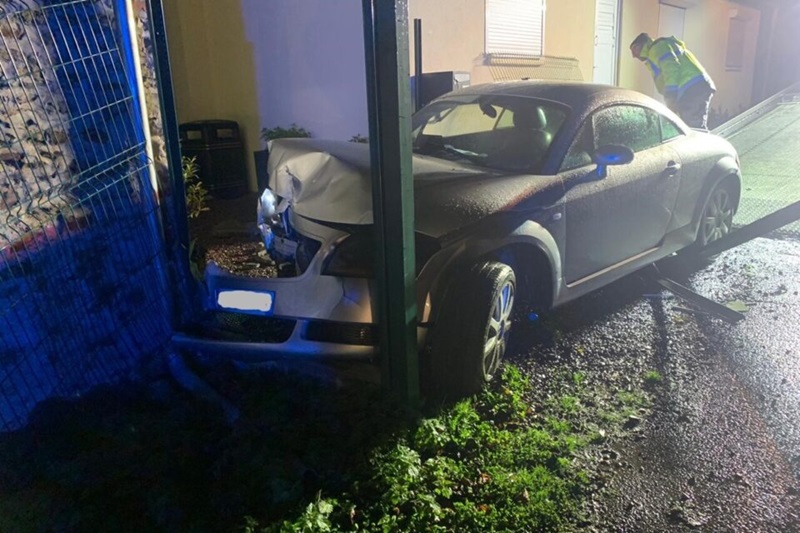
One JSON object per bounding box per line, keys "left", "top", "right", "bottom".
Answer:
{"left": 593, "top": 144, "right": 634, "bottom": 178}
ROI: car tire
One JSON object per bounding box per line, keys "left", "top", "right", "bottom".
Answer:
{"left": 690, "top": 180, "right": 736, "bottom": 252}
{"left": 424, "top": 261, "right": 516, "bottom": 400}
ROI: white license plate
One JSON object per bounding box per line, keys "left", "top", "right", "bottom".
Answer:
{"left": 216, "top": 289, "right": 275, "bottom": 315}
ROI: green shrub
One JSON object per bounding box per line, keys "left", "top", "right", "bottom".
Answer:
{"left": 261, "top": 123, "right": 311, "bottom": 142}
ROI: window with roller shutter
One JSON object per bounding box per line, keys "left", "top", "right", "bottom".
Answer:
{"left": 485, "top": 0, "right": 545, "bottom": 56}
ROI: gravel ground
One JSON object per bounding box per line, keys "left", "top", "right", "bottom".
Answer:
{"left": 509, "top": 237, "right": 800, "bottom": 531}
{"left": 190, "top": 193, "right": 279, "bottom": 278}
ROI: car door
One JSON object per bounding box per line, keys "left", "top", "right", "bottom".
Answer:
{"left": 560, "top": 104, "right": 682, "bottom": 285}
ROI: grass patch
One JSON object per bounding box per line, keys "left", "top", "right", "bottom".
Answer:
{"left": 0, "top": 362, "right": 655, "bottom": 532}
{"left": 644, "top": 370, "right": 663, "bottom": 384}
{"left": 256, "top": 366, "right": 590, "bottom": 532}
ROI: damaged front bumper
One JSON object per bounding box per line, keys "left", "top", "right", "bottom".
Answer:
{"left": 174, "top": 248, "right": 381, "bottom": 360}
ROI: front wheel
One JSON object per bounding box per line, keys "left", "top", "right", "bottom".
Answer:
{"left": 424, "top": 261, "right": 516, "bottom": 399}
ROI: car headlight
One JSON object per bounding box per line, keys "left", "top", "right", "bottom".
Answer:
{"left": 322, "top": 232, "right": 374, "bottom": 278}
{"left": 258, "top": 188, "right": 283, "bottom": 251}
{"left": 257, "top": 188, "right": 279, "bottom": 226}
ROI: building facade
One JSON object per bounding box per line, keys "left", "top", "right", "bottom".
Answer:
{"left": 163, "top": 0, "right": 771, "bottom": 191}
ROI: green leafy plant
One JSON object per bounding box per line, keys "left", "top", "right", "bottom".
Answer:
{"left": 252, "top": 366, "right": 595, "bottom": 532}
{"left": 559, "top": 395, "right": 581, "bottom": 414}
{"left": 349, "top": 133, "right": 368, "bottom": 143}
{"left": 182, "top": 156, "right": 209, "bottom": 219}
{"left": 260, "top": 123, "right": 311, "bottom": 142}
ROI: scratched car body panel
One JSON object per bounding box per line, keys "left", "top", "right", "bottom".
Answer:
{"left": 178, "top": 81, "right": 740, "bottom": 395}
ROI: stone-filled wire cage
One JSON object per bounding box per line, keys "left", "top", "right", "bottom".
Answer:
{"left": 0, "top": 0, "right": 173, "bottom": 431}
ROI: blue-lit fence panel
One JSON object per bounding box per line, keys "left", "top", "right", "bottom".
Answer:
{"left": 0, "top": 0, "right": 171, "bottom": 431}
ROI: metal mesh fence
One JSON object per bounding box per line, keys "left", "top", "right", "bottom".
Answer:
{"left": 0, "top": 0, "right": 171, "bottom": 431}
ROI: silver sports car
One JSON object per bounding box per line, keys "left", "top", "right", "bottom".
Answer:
{"left": 182, "top": 81, "right": 740, "bottom": 397}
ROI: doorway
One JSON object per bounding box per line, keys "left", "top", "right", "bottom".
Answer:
{"left": 658, "top": 3, "right": 686, "bottom": 41}
{"left": 654, "top": 3, "right": 686, "bottom": 97}
{"left": 593, "top": 0, "right": 620, "bottom": 85}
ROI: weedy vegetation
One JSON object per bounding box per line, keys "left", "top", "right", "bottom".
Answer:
{"left": 644, "top": 370, "right": 663, "bottom": 385}
{"left": 182, "top": 155, "right": 209, "bottom": 219}
{"left": 0, "top": 359, "right": 655, "bottom": 532}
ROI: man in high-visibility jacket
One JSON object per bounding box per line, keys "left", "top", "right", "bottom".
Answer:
{"left": 630, "top": 32, "right": 716, "bottom": 130}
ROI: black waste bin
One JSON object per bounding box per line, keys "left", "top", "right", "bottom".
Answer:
{"left": 179, "top": 120, "right": 247, "bottom": 198}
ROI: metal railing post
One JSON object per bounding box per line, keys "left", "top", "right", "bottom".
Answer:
{"left": 362, "top": 0, "right": 419, "bottom": 405}
{"left": 146, "top": 0, "right": 194, "bottom": 329}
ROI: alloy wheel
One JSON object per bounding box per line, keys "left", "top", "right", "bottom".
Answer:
{"left": 702, "top": 187, "right": 734, "bottom": 245}
{"left": 483, "top": 279, "right": 515, "bottom": 377}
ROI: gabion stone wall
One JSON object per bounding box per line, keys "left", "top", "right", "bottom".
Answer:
{"left": 0, "top": 1, "right": 80, "bottom": 252}
{"left": 0, "top": 0, "right": 173, "bottom": 431}
{"left": 134, "top": 0, "right": 168, "bottom": 175}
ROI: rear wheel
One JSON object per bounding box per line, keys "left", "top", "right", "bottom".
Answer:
{"left": 424, "top": 261, "right": 516, "bottom": 399}
{"left": 698, "top": 182, "right": 735, "bottom": 247}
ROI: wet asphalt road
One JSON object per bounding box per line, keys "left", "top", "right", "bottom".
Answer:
{"left": 508, "top": 235, "right": 800, "bottom": 531}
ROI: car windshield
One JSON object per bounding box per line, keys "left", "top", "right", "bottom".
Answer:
{"left": 411, "top": 94, "right": 569, "bottom": 174}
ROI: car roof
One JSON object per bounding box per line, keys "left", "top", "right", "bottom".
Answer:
{"left": 449, "top": 81, "right": 654, "bottom": 110}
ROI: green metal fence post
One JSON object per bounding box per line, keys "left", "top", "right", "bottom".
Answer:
{"left": 147, "top": 0, "right": 194, "bottom": 330}
{"left": 362, "top": 0, "right": 419, "bottom": 405}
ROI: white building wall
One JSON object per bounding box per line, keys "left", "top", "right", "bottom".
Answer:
{"left": 240, "top": 0, "right": 369, "bottom": 143}
{"left": 165, "top": 0, "right": 369, "bottom": 191}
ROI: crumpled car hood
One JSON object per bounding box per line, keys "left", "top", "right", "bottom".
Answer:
{"left": 267, "top": 138, "right": 561, "bottom": 238}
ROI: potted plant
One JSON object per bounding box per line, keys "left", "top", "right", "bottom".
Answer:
{"left": 253, "top": 123, "right": 311, "bottom": 190}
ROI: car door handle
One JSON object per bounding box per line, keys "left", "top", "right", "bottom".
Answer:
{"left": 664, "top": 161, "right": 681, "bottom": 176}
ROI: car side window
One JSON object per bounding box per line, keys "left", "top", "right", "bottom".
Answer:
{"left": 495, "top": 108, "right": 514, "bottom": 129}
{"left": 560, "top": 119, "right": 594, "bottom": 172}
{"left": 592, "top": 105, "right": 662, "bottom": 153}
{"left": 560, "top": 105, "right": 666, "bottom": 173}
{"left": 660, "top": 115, "right": 683, "bottom": 142}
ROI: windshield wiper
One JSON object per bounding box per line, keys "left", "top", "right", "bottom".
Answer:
{"left": 442, "top": 144, "right": 487, "bottom": 160}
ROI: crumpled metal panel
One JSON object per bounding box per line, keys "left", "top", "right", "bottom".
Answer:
{"left": 266, "top": 138, "right": 564, "bottom": 239}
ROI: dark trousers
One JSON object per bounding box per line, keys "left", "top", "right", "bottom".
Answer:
{"left": 674, "top": 82, "right": 715, "bottom": 130}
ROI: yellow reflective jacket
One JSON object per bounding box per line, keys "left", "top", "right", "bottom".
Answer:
{"left": 641, "top": 36, "right": 715, "bottom": 100}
